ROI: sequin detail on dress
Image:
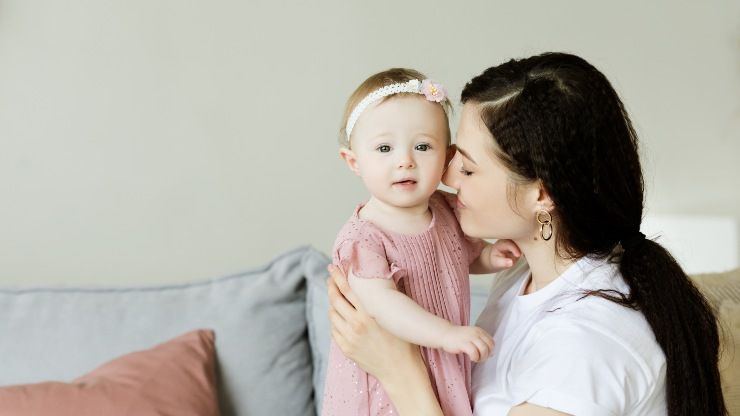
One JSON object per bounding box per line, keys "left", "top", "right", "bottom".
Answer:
{"left": 321, "top": 191, "right": 484, "bottom": 416}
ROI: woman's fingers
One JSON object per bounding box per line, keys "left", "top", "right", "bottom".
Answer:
{"left": 329, "top": 265, "right": 366, "bottom": 313}
{"left": 328, "top": 306, "right": 353, "bottom": 335}
{"left": 327, "top": 265, "right": 373, "bottom": 344}
{"left": 329, "top": 283, "right": 361, "bottom": 325}
{"left": 331, "top": 328, "right": 352, "bottom": 356}
{"left": 327, "top": 266, "right": 356, "bottom": 317}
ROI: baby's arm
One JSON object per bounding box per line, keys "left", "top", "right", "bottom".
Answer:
{"left": 348, "top": 272, "right": 493, "bottom": 361}
{"left": 470, "top": 239, "right": 521, "bottom": 274}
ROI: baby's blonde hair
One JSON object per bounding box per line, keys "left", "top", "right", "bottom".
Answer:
{"left": 339, "top": 68, "right": 453, "bottom": 148}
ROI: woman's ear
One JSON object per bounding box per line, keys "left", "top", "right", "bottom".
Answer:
{"left": 339, "top": 148, "right": 361, "bottom": 176}
{"left": 535, "top": 181, "right": 555, "bottom": 212}
{"left": 522, "top": 180, "right": 555, "bottom": 214}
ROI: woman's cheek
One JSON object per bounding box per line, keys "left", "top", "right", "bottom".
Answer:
{"left": 458, "top": 208, "right": 481, "bottom": 238}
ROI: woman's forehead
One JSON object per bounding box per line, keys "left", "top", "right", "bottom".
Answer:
{"left": 455, "top": 121, "right": 485, "bottom": 154}
{"left": 454, "top": 139, "right": 477, "bottom": 163}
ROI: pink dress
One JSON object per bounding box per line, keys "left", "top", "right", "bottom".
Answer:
{"left": 322, "top": 190, "right": 484, "bottom": 416}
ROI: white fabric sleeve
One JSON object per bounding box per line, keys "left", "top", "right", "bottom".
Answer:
{"left": 507, "top": 322, "right": 645, "bottom": 416}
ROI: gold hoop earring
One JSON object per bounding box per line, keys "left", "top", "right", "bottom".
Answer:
{"left": 536, "top": 210, "right": 553, "bottom": 241}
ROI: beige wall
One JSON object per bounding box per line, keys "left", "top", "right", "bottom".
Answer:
{"left": 1, "top": 1, "right": 738, "bottom": 285}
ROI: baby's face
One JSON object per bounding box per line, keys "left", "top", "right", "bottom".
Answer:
{"left": 349, "top": 95, "right": 449, "bottom": 210}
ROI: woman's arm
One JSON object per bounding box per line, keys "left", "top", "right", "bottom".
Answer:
{"left": 509, "top": 403, "right": 572, "bottom": 416}
{"left": 327, "top": 265, "right": 444, "bottom": 416}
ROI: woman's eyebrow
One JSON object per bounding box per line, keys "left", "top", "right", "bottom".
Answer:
{"left": 457, "top": 146, "right": 478, "bottom": 165}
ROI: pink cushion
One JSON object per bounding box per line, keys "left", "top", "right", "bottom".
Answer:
{"left": 0, "top": 329, "right": 219, "bottom": 416}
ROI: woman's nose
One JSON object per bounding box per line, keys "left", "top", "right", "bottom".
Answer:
{"left": 442, "top": 160, "right": 460, "bottom": 189}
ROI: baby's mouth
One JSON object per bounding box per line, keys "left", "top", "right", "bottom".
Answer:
{"left": 393, "top": 180, "right": 417, "bottom": 185}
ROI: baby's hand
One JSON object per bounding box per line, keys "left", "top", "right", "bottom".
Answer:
{"left": 441, "top": 325, "right": 494, "bottom": 362}
{"left": 489, "top": 239, "right": 521, "bottom": 271}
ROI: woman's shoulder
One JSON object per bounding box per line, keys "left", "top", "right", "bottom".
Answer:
{"left": 493, "top": 257, "right": 666, "bottom": 414}
{"left": 530, "top": 266, "right": 665, "bottom": 379}
{"left": 511, "top": 313, "right": 666, "bottom": 415}
{"left": 532, "top": 305, "right": 663, "bottom": 358}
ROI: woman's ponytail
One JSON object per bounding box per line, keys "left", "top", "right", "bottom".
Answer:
{"left": 619, "top": 238, "right": 725, "bottom": 415}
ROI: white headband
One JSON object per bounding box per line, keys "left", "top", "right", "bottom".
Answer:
{"left": 345, "top": 78, "right": 447, "bottom": 140}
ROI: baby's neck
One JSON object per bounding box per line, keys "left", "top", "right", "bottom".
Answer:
{"left": 359, "top": 197, "right": 432, "bottom": 235}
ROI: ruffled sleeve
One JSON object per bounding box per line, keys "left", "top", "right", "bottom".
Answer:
{"left": 437, "top": 190, "right": 486, "bottom": 265}
{"left": 334, "top": 234, "right": 403, "bottom": 281}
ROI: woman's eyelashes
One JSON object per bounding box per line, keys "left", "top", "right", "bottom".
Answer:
{"left": 459, "top": 164, "right": 473, "bottom": 176}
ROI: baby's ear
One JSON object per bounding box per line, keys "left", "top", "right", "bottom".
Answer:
{"left": 339, "top": 147, "right": 361, "bottom": 176}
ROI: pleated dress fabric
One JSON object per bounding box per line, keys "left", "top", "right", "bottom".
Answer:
{"left": 322, "top": 191, "right": 484, "bottom": 416}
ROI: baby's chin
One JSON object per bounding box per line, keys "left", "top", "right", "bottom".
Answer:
{"left": 369, "top": 192, "right": 435, "bottom": 210}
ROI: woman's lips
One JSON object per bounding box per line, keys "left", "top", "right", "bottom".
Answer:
{"left": 456, "top": 196, "right": 466, "bottom": 209}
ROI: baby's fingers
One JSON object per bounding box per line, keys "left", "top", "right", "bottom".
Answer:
{"left": 496, "top": 239, "right": 522, "bottom": 257}
{"left": 472, "top": 337, "right": 492, "bottom": 361}
{"left": 471, "top": 327, "right": 494, "bottom": 359}
{"left": 458, "top": 342, "right": 479, "bottom": 362}
{"left": 481, "top": 332, "right": 494, "bottom": 355}
{"left": 490, "top": 256, "right": 515, "bottom": 269}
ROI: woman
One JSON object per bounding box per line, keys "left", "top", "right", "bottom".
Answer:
{"left": 326, "top": 52, "right": 726, "bottom": 415}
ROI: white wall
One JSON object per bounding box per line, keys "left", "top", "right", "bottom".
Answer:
{"left": 1, "top": 1, "right": 738, "bottom": 285}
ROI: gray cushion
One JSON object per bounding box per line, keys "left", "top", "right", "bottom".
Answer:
{"left": 303, "top": 248, "right": 491, "bottom": 415}
{"left": 302, "top": 249, "right": 332, "bottom": 415}
{"left": 0, "top": 246, "right": 315, "bottom": 416}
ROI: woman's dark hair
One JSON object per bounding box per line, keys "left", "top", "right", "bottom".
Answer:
{"left": 461, "top": 52, "right": 726, "bottom": 415}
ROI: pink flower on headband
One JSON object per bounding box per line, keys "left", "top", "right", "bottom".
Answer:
{"left": 420, "top": 79, "right": 446, "bottom": 102}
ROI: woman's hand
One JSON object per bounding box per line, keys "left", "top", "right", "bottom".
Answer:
{"left": 327, "top": 264, "right": 445, "bottom": 416}
{"left": 327, "top": 265, "right": 417, "bottom": 379}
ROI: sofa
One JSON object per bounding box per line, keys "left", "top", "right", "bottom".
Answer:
{"left": 1, "top": 246, "right": 738, "bottom": 415}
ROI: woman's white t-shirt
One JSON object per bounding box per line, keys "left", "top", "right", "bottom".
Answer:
{"left": 471, "top": 256, "right": 667, "bottom": 416}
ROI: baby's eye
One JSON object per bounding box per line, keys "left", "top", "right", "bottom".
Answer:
{"left": 376, "top": 145, "right": 391, "bottom": 153}
{"left": 415, "top": 143, "right": 430, "bottom": 151}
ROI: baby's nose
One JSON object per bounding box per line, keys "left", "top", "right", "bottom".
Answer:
{"left": 397, "top": 154, "right": 415, "bottom": 169}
